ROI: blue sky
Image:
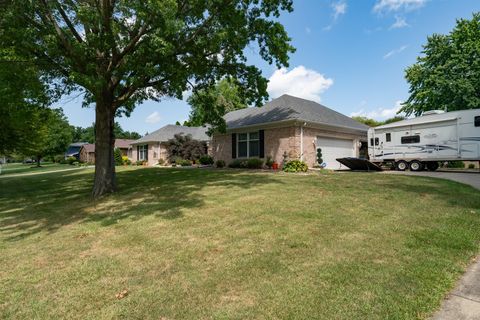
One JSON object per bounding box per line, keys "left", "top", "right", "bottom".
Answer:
{"left": 60, "top": 0, "right": 480, "bottom": 135}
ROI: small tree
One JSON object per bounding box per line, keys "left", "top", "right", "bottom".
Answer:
{"left": 165, "top": 134, "right": 207, "bottom": 163}
{"left": 316, "top": 148, "right": 323, "bottom": 165}
{"left": 114, "top": 148, "right": 123, "bottom": 166}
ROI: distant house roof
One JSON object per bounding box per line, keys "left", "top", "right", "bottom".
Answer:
{"left": 115, "top": 139, "right": 135, "bottom": 149}
{"left": 224, "top": 94, "right": 368, "bottom": 132}
{"left": 131, "top": 125, "right": 210, "bottom": 144}
{"left": 79, "top": 139, "right": 136, "bottom": 153}
{"left": 65, "top": 142, "right": 89, "bottom": 156}
{"left": 83, "top": 143, "right": 95, "bottom": 153}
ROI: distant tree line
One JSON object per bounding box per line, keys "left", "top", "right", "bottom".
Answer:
{"left": 71, "top": 123, "right": 141, "bottom": 143}
{"left": 351, "top": 116, "right": 406, "bottom": 127}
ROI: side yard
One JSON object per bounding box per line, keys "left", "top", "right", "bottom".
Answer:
{"left": 0, "top": 167, "right": 479, "bottom": 319}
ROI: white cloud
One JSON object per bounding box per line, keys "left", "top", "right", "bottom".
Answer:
{"left": 267, "top": 66, "right": 333, "bottom": 103}
{"left": 305, "top": 27, "right": 312, "bottom": 34}
{"left": 373, "top": 0, "right": 427, "bottom": 13}
{"left": 383, "top": 45, "right": 408, "bottom": 59}
{"left": 350, "top": 100, "right": 404, "bottom": 120}
{"left": 145, "top": 111, "right": 161, "bottom": 124}
{"left": 323, "top": 1, "right": 347, "bottom": 31}
{"left": 333, "top": 1, "right": 347, "bottom": 20}
{"left": 390, "top": 15, "right": 409, "bottom": 29}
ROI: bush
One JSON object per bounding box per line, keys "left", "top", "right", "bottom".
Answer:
{"left": 446, "top": 161, "right": 464, "bottom": 168}
{"left": 247, "top": 158, "right": 263, "bottom": 169}
{"left": 177, "top": 159, "right": 192, "bottom": 166}
{"left": 265, "top": 156, "right": 274, "bottom": 169}
{"left": 468, "top": 163, "right": 475, "bottom": 169}
{"left": 283, "top": 160, "right": 308, "bottom": 173}
{"left": 157, "top": 158, "right": 165, "bottom": 166}
{"left": 66, "top": 156, "right": 77, "bottom": 165}
{"left": 229, "top": 158, "right": 263, "bottom": 169}
{"left": 215, "top": 160, "right": 225, "bottom": 168}
{"left": 199, "top": 155, "right": 214, "bottom": 165}
{"left": 54, "top": 154, "right": 64, "bottom": 163}
{"left": 114, "top": 148, "right": 123, "bottom": 166}
{"left": 229, "top": 159, "right": 247, "bottom": 168}
{"left": 135, "top": 160, "right": 145, "bottom": 166}
{"left": 165, "top": 133, "right": 207, "bottom": 163}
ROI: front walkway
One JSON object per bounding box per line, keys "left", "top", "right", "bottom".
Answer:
{"left": 384, "top": 170, "right": 480, "bottom": 319}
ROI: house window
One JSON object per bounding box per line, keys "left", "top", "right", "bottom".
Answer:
{"left": 401, "top": 135, "right": 420, "bottom": 144}
{"left": 475, "top": 116, "right": 480, "bottom": 127}
{"left": 386, "top": 133, "right": 391, "bottom": 142}
{"left": 138, "top": 145, "right": 148, "bottom": 160}
{"left": 237, "top": 131, "right": 259, "bottom": 158}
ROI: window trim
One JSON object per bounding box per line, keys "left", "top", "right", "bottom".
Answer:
{"left": 401, "top": 135, "right": 420, "bottom": 144}
{"left": 237, "top": 131, "right": 260, "bottom": 158}
{"left": 138, "top": 144, "right": 148, "bottom": 161}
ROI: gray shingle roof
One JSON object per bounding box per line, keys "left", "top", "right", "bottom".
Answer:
{"left": 131, "top": 125, "right": 210, "bottom": 144}
{"left": 224, "top": 94, "right": 368, "bottom": 132}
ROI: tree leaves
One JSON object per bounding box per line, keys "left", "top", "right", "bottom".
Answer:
{"left": 402, "top": 12, "right": 480, "bottom": 116}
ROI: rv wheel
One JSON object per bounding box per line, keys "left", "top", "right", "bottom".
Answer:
{"left": 409, "top": 160, "right": 424, "bottom": 172}
{"left": 395, "top": 160, "right": 408, "bottom": 171}
{"left": 426, "top": 162, "right": 439, "bottom": 171}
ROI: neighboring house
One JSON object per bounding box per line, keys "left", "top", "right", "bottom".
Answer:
{"left": 65, "top": 142, "right": 89, "bottom": 160}
{"left": 78, "top": 139, "right": 135, "bottom": 164}
{"left": 130, "top": 125, "right": 210, "bottom": 166}
{"left": 212, "top": 94, "right": 369, "bottom": 169}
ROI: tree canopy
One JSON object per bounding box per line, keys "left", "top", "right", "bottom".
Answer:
{"left": 352, "top": 116, "right": 406, "bottom": 127}
{"left": 186, "top": 78, "right": 247, "bottom": 132}
{"left": 401, "top": 12, "right": 480, "bottom": 116}
{"left": 1, "top": 0, "right": 294, "bottom": 196}
{"left": 71, "top": 123, "right": 141, "bottom": 143}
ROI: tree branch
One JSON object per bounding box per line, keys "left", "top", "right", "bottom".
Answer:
{"left": 54, "top": 0, "right": 84, "bottom": 43}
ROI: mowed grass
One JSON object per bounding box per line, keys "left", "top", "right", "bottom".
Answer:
{"left": 0, "top": 162, "right": 75, "bottom": 176}
{"left": 0, "top": 167, "right": 479, "bottom": 319}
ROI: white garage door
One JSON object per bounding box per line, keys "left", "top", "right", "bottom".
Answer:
{"left": 316, "top": 137, "right": 354, "bottom": 169}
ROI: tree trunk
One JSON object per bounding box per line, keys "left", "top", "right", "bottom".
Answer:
{"left": 36, "top": 155, "right": 41, "bottom": 167}
{"left": 92, "top": 96, "right": 116, "bottom": 198}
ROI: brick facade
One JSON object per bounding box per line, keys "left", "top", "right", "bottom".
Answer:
{"left": 212, "top": 124, "right": 366, "bottom": 168}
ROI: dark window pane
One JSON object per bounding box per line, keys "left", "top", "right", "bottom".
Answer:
{"left": 375, "top": 138, "right": 379, "bottom": 146}
{"left": 401, "top": 135, "right": 420, "bottom": 144}
{"left": 370, "top": 138, "right": 373, "bottom": 146}
{"left": 238, "top": 133, "right": 248, "bottom": 141}
{"left": 475, "top": 116, "right": 480, "bottom": 127}
{"left": 249, "top": 132, "right": 259, "bottom": 140}
{"left": 238, "top": 141, "right": 247, "bottom": 157}
{"left": 249, "top": 140, "right": 259, "bottom": 157}
{"left": 386, "top": 133, "right": 391, "bottom": 142}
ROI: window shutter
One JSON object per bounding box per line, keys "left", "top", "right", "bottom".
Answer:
{"left": 145, "top": 145, "right": 148, "bottom": 160}
{"left": 259, "top": 130, "right": 265, "bottom": 158}
{"left": 137, "top": 145, "right": 139, "bottom": 160}
{"left": 231, "top": 134, "right": 237, "bottom": 159}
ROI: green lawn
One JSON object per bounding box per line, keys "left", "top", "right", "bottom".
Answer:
{"left": 0, "top": 167, "right": 479, "bottom": 319}
{"left": 0, "top": 162, "right": 76, "bottom": 176}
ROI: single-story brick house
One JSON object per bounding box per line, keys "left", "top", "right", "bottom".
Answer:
{"left": 130, "top": 125, "right": 210, "bottom": 166}
{"left": 78, "top": 139, "right": 135, "bottom": 164}
{"left": 212, "top": 94, "right": 369, "bottom": 169}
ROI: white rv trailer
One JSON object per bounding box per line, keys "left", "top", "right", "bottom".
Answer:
{"left": 367, "top": 109, "right": 480, "bottom": 171}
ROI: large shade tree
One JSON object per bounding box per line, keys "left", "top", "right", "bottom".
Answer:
{"left": 401, "top": 12, "right": 480, "bottom": 116}
{"left": 1, "top": 0, "right": 294, "bottom": 197}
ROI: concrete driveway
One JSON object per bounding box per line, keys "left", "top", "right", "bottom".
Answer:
{"left": 384, "top": 170, "right": 480, "bottom": 320}
{"left": 384, "top": 170, "right": 480, "bottom": 190}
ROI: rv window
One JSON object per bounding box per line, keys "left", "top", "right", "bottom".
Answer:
{"left": 386, "top": 133, "right": 391, "bottom": 142}
{"left": 370, "top": 138, "right": 373, "bottom": 146}
{"left": 401, "top": 135, "right": 420, "bottom": 144}
{"left": 475, "top": 116, "right": 480, "bottom": 127}
{"left": 375, "top": 138, "right": 379, "bottom": 146}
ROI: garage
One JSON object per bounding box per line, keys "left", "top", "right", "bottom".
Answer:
{"left": 316, "top": 137, "right": 355, "bottom": 169}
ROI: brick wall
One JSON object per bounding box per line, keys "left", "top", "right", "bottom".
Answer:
{"left": 212, "top": 124, "right": 366, "bottom": 168}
